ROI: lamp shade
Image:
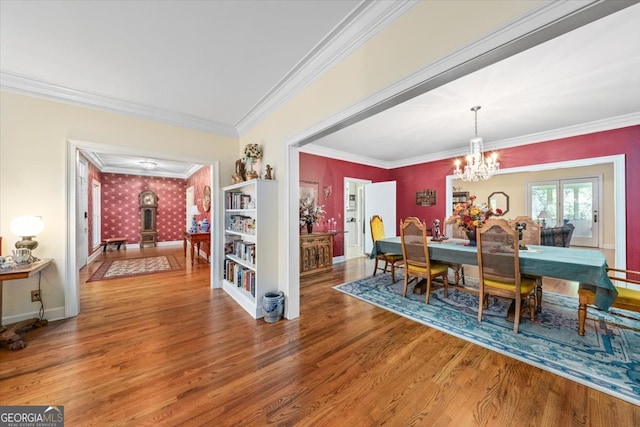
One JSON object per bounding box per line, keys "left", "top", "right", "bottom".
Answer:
{"left": 10, "top": 216, "right": 44, "bottom": 237}
{"left": 537, "top": 210, "right": 550, "bottom": 219}
{"left": 187, "top": 205, "right": 201, "bottom": 216}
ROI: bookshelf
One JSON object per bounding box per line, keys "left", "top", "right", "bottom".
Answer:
{"left": 222, "top": 179, "right": 278, "bottom": 318}
{"left": 452, "top": 191, "right": 469, "bottom": 209}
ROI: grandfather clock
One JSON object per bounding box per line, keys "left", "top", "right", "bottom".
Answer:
{"left": 139, "top": 190, "right": 158, "bottom": 248}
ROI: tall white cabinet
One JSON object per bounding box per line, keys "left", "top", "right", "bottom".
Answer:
{"left": 222, "top": 179, "right": 278, "bottom": 318}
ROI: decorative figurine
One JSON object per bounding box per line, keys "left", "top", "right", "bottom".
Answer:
{"left": 232, "top": 159, "right": 246, "bottom": 184}
{"left": 431, "top": 218, "right": 448, "bottom": 241}
{"left": 265, "top": 164, "right": 273, "bottom": 180}
{"left": 516, "top": 221, "right": 528, "bottom": 249}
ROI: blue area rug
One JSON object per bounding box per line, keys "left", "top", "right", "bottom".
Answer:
{"left": 334, "top": 274, "right": 640, "bottom": 405}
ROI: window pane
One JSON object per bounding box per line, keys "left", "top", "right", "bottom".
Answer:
{"left": 531, "top": 184, "right": 557, "bottom": 226}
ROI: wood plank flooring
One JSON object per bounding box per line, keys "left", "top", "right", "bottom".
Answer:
{"left": 1, "top": 246, "right": 638, "bottom": 426}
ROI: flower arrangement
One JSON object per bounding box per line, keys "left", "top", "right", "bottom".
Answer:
{"left": 446, "top": 195, "right": 501, "bottom": 231}
{"left": 244, "top": 143, "right": 263, "bottom": 160}
{"left": 299, "top": 196, "right": 325, "bottom": 227}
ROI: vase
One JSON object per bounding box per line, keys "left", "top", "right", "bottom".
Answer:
{"left": 306, "top": 223, "right": 313, "bottom": 234}
{"left": 465, "top": 228, "right": 477, "bottom": 246}
{"left": 262, "top": 291, "right": 285, "bottom": 323}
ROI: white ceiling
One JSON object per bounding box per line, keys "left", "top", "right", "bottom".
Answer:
{"left": 1, "top": 1, "right": 639, "bottom": 177}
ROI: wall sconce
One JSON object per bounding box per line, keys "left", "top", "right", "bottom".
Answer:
{"left": 10, "top": 215, "right": 45, "bottom": 261}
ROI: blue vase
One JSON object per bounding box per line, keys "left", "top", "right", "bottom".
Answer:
{"left": 200, "top": 217, "right": 210, "bottom": 232}
{"left": 466, "top": 228, "right": 477, "bottom": 246}
{"left": 262, "top": 291, "right": 284, "bottom": 323}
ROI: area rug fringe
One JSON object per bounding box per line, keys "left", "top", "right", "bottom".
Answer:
{"left": 334, "top": 274, "right": 640, "bottom": 405}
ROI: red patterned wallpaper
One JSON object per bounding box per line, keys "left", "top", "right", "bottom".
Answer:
{"left": 85, "top": 157, "right": 102, "bottom": 253}
{"left": 186, "top": 166, "right": 212, "bottom": 224}
{"left": 101, "top": 173, "right": 186, "bottom": 245}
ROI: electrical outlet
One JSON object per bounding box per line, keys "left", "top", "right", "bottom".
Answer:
{"left": 31, "top": 290, "right": 41, "bottom": 302}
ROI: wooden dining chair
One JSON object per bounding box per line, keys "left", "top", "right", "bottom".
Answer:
{"left": 370, "top": 215, "right": 403, "bottom": 283}
{"left": 510, "top": 215, "right": 543, "bottom": 312}
{"left": 477, "top": 219, "right": 538, "bottom": 333}
{"left": 511, "top": 216, "right": 541, "bottom": 247}
{"left": 577, "top": 268, "right": 640, "bottom": 336}
{"left": 400, "top": 217, "right": 450, "bottom": 304}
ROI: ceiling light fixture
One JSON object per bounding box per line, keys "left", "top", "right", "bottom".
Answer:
{"left": 140, "top": 160, "right": 157, "bottom": 170}
{"left": 453, "top": 106, "right": 499, "bottom": 181}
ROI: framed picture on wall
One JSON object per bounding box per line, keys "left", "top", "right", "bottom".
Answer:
{"left": 300, "top": 180, "right": 319, "bottom": 203}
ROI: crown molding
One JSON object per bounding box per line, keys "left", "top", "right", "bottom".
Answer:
{"left": 235, "top": 0, "right": 417, "bottom": 136}
{"left": 0, "top": 71, "right": 238, "bottom": 138}
{"left": 0, "top": 1, "right": 414, "bottom": 140}
{"left": 299, "top": 144, "right": 391, "bottom": 169}
{"left": 291, "top": 0, "right": 633, "bottom": 167}
{"left": 303, "top": 113, "right": 640, "bottom": 170}
{"left": 95, "top": 165, "right": 198, "bottom": 180}
{"left": 81, "top": 148, "right": 204, "bottom": 179}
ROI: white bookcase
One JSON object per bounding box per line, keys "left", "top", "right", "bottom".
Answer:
{"left": 222, "top": 179, "right": 278, "bottom": 318}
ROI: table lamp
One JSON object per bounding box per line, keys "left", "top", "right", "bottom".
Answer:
{"left": 10, "top": 215, "right": 45, "bottom": 261}
{"left": 537, "top": 210, "right": 549, "bottom": 228}
{"left": 188, "top": 205, "right": 201, "bottom": 233}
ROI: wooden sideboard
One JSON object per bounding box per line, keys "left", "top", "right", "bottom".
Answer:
{"left": 300, "top": 232, "right": 333, "bottom": 277}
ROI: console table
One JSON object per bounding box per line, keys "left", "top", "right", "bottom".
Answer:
{"left": 183, "top": 232, "right": 210, "bottom": 265}
{"left": 0, "top": 259, "right": 52, "bottom": 350}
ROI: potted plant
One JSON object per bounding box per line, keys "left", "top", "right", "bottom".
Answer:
{"left": 446, "top": 195, "right": 500, "bottom": 245}
{"left": 299, "top": 196, "right": 325, "bottom": 233}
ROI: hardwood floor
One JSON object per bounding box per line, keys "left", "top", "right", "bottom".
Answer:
{"left": 1, "top": 246, "right": 637, "bottom": 426}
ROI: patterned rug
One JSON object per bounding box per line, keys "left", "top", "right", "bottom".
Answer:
{"left": 334, "top": 274, "right": 640, "bottom": 405}
{"left": 87, "top": 255, "right": 183, "bottom": 282}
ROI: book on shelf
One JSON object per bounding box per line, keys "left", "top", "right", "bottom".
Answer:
{"left": 233, "top": 240, "right": 256, "bottom": 263}
{"left": 226, "top": 191, "right": 253, "bottom": 210}
{"left": 223, "top": 258, "right": 256, "bottom": 297}
{"left": 228, "top": 215, "right": 255, "bottom": 234}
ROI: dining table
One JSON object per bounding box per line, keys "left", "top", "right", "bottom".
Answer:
{"left": 372, "top": 237, "right": 617, "bottom": 310}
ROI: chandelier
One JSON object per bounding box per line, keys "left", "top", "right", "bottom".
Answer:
{"left": 453, "top": 106, "right": 499, "bottom": 181}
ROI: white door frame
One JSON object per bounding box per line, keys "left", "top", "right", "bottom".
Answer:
{"left": 76, "top": 156, "right": 89, "bottom": 269}
{"left": 343, "top": 177, "right": 371, "bottom": 259}
{"left": 65, "top": 139, "right": 220, "bottom": 318}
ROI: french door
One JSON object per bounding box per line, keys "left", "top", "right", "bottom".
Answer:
{"left": 527, "top": 177, "right": 600, "bottom": 247}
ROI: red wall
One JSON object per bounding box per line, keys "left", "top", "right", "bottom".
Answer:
{"left": 101, "top": 173, "right": 187, "bottom": 245}
{"left": 185, "top": 166, "right": 212, "bottom": 225}
{"left": 303, "top": 126, "right": 639, "bottom": 270}
{"left": 299, "top": 154, "right": 391, "bottom": 256}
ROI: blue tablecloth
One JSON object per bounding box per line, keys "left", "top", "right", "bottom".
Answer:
{"left": 373, "top": 237, "right": 617, "bottom": 310}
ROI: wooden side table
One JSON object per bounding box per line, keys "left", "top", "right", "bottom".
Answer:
{"left": 183, "top": 232, "right": 210, "bottom": 265}
{"left": 0, "top": 259, "right": 52, "bottom": 350}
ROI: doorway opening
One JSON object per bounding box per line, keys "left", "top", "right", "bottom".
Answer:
{"left": 344, "top": 178, "right": 370, "bottom": 260}
{"left": 66, "top": 139, "right": 219, "bottom": 319}
{"left": 527, "top": 176, "right": 601, "bottom": 247}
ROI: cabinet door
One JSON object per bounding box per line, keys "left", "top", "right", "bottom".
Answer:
{"left": 300, "top": 244, "right": 318, "bottom": 274}
{"left": 316, "top": 236, "right": 333, "bottom": 269}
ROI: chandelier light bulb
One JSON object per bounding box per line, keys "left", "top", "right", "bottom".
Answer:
{"left": 453, "top": 106, "right": 500, "bottom": 182}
